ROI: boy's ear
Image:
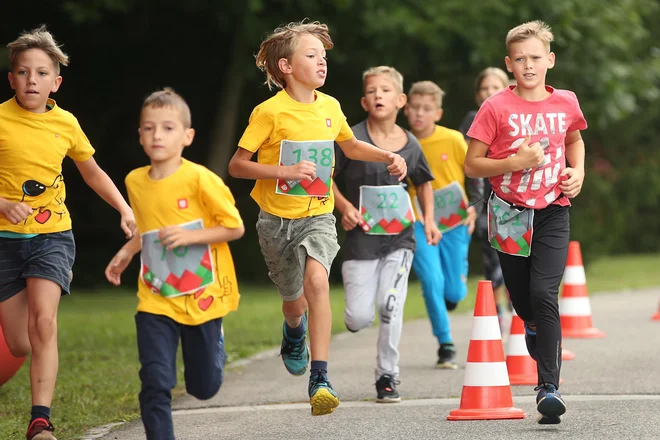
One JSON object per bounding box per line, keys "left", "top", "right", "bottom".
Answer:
{"left": 278, "top": 58, "right": 292, "bottom": 75}
{"left": 435, "top": 108, "right": 444, "bottom": 122}
{"left": 184, "top": 128, "right": 195, "bottom": 147}
{"left": 547, "top": 52, "right": 556, "bottom": 69}
{"left": 360, "top": 96, "right": 369, "bottom": 113}
{"left": 504, "top": 56, "right": 513, "bottom": 73}
{"left": 396, "top": 93, "right": 407, "bottom": 109}
{"left": 51, "top": 76, "right": 63, "bottom": 94}
{"left": 8, "top": 72, "right": 15, "bottom": 90}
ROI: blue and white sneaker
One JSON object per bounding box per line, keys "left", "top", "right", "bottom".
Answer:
{"left": 535, "top": 383, "right": 566, "bottom": 424}
{"left": 308, "top": 371, "right": 340, "bottom": 416}
{"left": 280, "top": 315, "right": 309, "bottom": 376}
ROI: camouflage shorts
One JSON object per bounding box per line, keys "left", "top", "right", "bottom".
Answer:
{"left": 256, "top": 210, "right": 340, "bottom": 301}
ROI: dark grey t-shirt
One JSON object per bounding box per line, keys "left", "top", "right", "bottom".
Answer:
{"left": 334, "top": 120, "right": 434, "bottom": 261}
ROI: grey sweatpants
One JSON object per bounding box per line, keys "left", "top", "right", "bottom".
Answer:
{"left": 342, "top": 248, "right": 413, "bottom": 380}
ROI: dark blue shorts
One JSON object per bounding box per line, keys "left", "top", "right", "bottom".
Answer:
{"left": 0, "top": 230, "right": 76, "bottom": 302}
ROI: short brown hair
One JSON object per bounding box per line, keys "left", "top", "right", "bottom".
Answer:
{"left": 408, "top": 81, "right": 445, "bottom": 108}
{"left": 362, "top": 66, "right": 404, "bottom": 94}
{"left": 255, "top": 20, "right": 333, "bottom": 90}
{"left": 7, "top": 25, "right": 69, "bottom": 75}
{"left": 506, "top": 21, "right": 554, "bottom": 53}
{"left": 142, "top": 88, "right": 192, "bottom": 128}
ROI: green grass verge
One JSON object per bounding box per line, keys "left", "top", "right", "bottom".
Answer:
{"left": 1, "top": 253, "right": 659, "bottom": 438}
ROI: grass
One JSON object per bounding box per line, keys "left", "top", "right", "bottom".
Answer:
{"left": 1, "top": 253, "right": 659, "bottom": 438}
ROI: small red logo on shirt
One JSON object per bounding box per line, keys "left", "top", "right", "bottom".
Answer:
{"left": 326, "top": 118, "right": 332, "bottom": 127}
{"left": 441, "top": 154, "right": 449, "bottom": 161}
{"left": 177, "top": 199, "right": 188, "bottom": 209}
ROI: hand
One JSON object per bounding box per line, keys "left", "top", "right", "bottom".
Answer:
{"left": 158, "top": 225, "right": 195, "bottom": 250}
{"left": 424, "top": 220, "right": 442, "bottom": 246}
{"left": 0, "top": 200, "right": 32, "bottom": 224}
{"left": 465, "top": 206, "right": 477, "bottom": 235}
{"left": 514, "top": 134, "right": 544, "bottom": 170}
{"left": 340, "top": 204, "right": 362, "bottom": 231}
{"left": 284, "top": 160, "right": 316, "bottom": 182}
{"left": 559, "top": 167, "right": 585, "bottom": 198}
{"left": 105, "top": 249, "right": 133, "bottom": 286}
{"left": 120, "top": 209, "right": 137, "bottom": 239}
{"left": 386, "top": 153, "right": 407, "bottom": 181}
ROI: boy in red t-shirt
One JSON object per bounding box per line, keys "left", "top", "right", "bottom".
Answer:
{"left": 465, "top": 20, "right": 587, "bottom": 425}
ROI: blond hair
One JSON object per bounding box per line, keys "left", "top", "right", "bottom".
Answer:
{"left": 506, "top": 20, "right": 554, "bottom": 53}
{"left": 475, "top": 67, "right": 509, "bottom": 93}
{"left": 255, "top": 20, "right": 333, "bottom": 90}
{"left": 7, "top": 25, "right": 69, "bottom": 75}
{"left": 142, "top": 87, "right": 192, "bottom": 128}
{"left": 362, "top": 66, "right": 404, "bottom": 93}
{"left": 408, "top": 81, "right": 445, "bottom": 108}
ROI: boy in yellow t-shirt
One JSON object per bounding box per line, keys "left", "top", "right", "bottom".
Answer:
{"left": 404, "top": 81, "right": 479, "bottom": 370}
{"left": 0, "top": 26, "right": 136, "bottom": 440}
{"left": 105, "top": 88, "right": 244, "bottom": 440}
{"left": 228, "top": 21, "right": 407, "bottom": 416}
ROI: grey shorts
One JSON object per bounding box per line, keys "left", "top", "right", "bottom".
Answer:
{"left": 0, "top": 230, "right": 76, "bottom": 302}
{"left": 256, "top": 210, "right": 340, "bottom": 301}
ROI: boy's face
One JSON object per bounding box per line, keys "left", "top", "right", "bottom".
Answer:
{"left": 360, "top": 74, "right": 406, "bottom": 120}
{"left": 8, "top": 48, "right": 62, "bottom": 113}
{"left": 404, "top": 94, "right": 442, "bottom": 133}
{"left": 139, "top": 105, "right": 194, "bottom": 164}
{"left": 477, "top": 74, "right": 506, "bottom": 105}
{"left": 505, "top": 37, "right": 555, "bottom": 91}
{"left": 279, "top": 33, "right": 327, "bottom": 90}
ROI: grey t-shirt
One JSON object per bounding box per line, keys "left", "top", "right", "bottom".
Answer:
{"left": 334, "top": 120, "right": 434, "bottom": 261}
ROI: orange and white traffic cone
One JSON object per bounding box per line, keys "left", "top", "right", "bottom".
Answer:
{"left": 559, "top": 241, "right": 606, "bottom": 338}
{"left": 652, "top": 301, "right": 660, "bottom": 321}
{"left": 448, "top": 281, "right": 526, "bottom": 420}
{"left": 506, "top": 312, "right": 539, "bottom": 386}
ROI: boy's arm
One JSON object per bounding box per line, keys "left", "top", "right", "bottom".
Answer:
{"left": 158, "top": 224, "right": 245, "bottom": 250}
{"left": 105, "top": 234, "right": 141, "bottom": 286}
{"left": 332, "top": 183, "right": 362, "bottom": 232}
{"left": 336, "top": 137, "right": 407, "bottom": 181}
{"left": 559, "top": 130, "right": 586, "bottom": 198}
{"left": 228, "top": 147, "right": 316, "bottom": 182}
{"left": 416, "top": 181, "right": 442, "bottom": 245}
{"left": 75, "top": 157, "right": 136, "bottom": 238}
{"left": 464, "top": 135, "right": 544, "bottom": 178}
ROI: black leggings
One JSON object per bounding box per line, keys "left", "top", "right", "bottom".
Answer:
{"left": 497, "top": 204, "right": 569, "bottom": 388}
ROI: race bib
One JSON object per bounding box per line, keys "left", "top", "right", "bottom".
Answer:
{"left": 488, "top": 193, "right": 534, "bottom": 257}
{"left": 415, "top": 181, "right": 468, "bottom": 233}
{"left": 276, "top": 139, "right": 334, "bottom": 197}
{"left": 140, "top": 219, "right": 215, "bottom": 297}
{"left": 359, "top": 185, "right": 414, "bottom": 235}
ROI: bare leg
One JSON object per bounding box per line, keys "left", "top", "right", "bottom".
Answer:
{"left": 0, "top": 288, "right": 31, "bottom": 357}
{"left": 302, "top": 257, "right": 331, "bottom": 361}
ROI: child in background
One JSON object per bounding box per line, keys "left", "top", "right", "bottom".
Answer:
{"left": 458, "top": 67, "right": 511, "bottom": 331}
{"left": 333, "top": 66, "right": 440, "bottom": 402}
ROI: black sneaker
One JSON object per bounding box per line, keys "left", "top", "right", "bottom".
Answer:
{"left": 375, "top": 374, "right": 401, "bottom": 403}
{"left": 436, "top": 343, "right": 458, "bottom": 369}
{"left": 535, "top": 383, "right": 566, "bottom": 424}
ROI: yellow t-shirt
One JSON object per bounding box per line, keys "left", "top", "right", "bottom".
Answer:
{"left": 408, "top": 125, "right": 468, "bottom": 219}
{"left": 238, "top": 89, "right": 354, "bottom": 219}
{"left": 126, "top": 159, "right": 242, "bottom": 325}
{"left": 0, "top": 97, "right": 95, "bottom": 233}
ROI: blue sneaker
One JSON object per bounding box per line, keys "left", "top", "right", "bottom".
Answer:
{"left": 308, "top": 372, "right": 340, "bottom": 416}
{"left": 535, "top": 384, "right": 566, "bottom": 424}
{"left": 524, "top": 322, "right": 539, "bottom": 362}
{"left": 280, "top": 316, "right": 309, "bottom": 376}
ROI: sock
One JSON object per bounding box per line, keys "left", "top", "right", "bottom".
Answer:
{"left": 310, "top": 360, "right": 328, "bottom": 378}
{"left": 284, "top": 317, "right": 306, "bottom": 340}
{"left": 30, "top": 406, "right": 50, "bottom": 423}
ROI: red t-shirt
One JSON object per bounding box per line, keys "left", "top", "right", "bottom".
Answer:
{"left": 468, "top": 86, "right": 588, "bottom": 209}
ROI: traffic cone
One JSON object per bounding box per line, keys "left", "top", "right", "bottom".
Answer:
{"left": 448, "top": 281, "right": 526, "bottom": 420}
{"left": 652, "top": 301, "right": 660, "bottom": 321}
{"left": 506, "top": 312, "right": 539, "bottom": 386}
{"left": 506, "top": 312, "right": 565, "bottom": 385}
{"left": 562, "top": 346, "right": 576, "bottom": 361}
{"left": 559, "top": 241, "right": 606, "bottom": 338}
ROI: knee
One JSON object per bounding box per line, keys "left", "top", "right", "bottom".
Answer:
{"left": 29, "top": 314, "right": 57, "bottom": 344}
{"left": 6, "top": 337, "right": 31, "bottom": 358}
{"left": 345, "top": 309, "right": 374, "bottom": 332}
{"left": 188, "top": 378, "right": 222, "bottom": 400}
{"left": 303, "top": 271, "right": 329, "bottom": 299}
